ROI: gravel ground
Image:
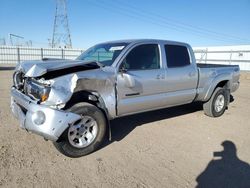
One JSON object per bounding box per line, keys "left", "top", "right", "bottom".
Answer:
{"left": 0, "top": 66, "right": 250, "bottom": 188}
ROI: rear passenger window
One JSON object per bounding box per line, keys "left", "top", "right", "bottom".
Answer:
{"left": 165, "top": 45, "right": 190, "bottom": 68}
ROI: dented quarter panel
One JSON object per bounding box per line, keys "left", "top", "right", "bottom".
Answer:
{"left": 73, "top": 67, "right": 117, "bottom": 119}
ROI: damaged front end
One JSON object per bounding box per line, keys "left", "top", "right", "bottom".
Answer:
{"left": 11, "top": 87, "right": 81, "bottom": 141}
{"left": 12, "top": 69, "right": 77, "bottom": 110}
{"left": 11, "top": 60, "right": 116, "bottom": 141}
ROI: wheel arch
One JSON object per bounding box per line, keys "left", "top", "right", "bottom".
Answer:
{"left": 64, "top": 90, "right": 112, "bottom": 140}
{"left": 203, "top": 73, "right": 232, "bottom": 101}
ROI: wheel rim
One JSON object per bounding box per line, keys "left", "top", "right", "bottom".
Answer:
{"left": 68, "top": 115, "right": 98, "bottom": 148}
{"left": 214, "top": 94, "right": 225, "bottom": 112}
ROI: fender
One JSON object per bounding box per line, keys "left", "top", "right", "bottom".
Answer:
{"left": 203, "top": 72, "right": 232, "bottom": 101}
{"left": 90, "top": 92, "right": 112, "bottom": 141}
{"left": 43, "top": 70, "right": 116, "bottom": 141}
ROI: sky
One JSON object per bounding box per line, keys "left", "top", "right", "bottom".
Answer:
{"left": 0, "top": 0, "right": 250, "bottom": 49}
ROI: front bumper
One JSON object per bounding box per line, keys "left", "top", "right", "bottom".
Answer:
{"left": 10, "top": 87, "right": 80, "bottom": 141}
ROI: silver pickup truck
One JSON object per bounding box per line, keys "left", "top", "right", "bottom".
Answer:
{"left": 11, "top": 39, "right": 240, "bottom": 157}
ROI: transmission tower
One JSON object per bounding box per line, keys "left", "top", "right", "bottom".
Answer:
{"left": 52, "top": 0, "right": 72, "bottom": 48}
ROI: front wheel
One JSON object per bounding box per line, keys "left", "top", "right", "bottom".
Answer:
{"left": 203, "top": 87, "right": 229, "bottom": 117}
{"left": 53, "top": 102, "right": 107, "bottom": 157}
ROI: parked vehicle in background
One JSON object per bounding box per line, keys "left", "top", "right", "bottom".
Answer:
{"left": 10, "top": 39, "right": 240, "bottom": 157}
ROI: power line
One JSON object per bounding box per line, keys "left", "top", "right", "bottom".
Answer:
{"left": 115, "top": 0, "right": 250, "bottom": 43}
{"left": 86, "top": 0, "right": 231, "bottom": 43}
{"left": 87, "top": 0, "right": 249, "bottom": 44}
{"left": 99, "top": 0, "right": 249, "bottom": 43}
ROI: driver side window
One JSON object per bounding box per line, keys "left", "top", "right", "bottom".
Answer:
{"left": 122, "top": 44, "right": 160, "bottom": 70}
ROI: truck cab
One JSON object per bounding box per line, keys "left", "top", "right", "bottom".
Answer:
{"left": 115, "top": 40, "right": 198, "bottom": 116}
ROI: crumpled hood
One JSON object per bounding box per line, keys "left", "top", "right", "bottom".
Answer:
{"left": 15, "top": 59, "right": 99, "bottom": 77}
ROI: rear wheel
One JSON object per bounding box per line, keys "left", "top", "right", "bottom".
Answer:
{"left": 203, "top": 87, "right": 229, "bottom": 117}
{"left": 53, "top": 102, "right": 107, "bottom": 157}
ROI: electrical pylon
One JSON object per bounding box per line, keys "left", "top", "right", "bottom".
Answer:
{"left": 52, "top": 0, "right": 72, "bottom": 48}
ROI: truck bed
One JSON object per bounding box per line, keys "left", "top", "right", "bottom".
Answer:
{"left": 195, "top": 63, "right": 240, "bottom": 102}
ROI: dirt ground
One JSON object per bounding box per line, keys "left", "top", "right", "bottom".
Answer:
{"left": 0, "top": 66, "right": 250, "bottom": 188}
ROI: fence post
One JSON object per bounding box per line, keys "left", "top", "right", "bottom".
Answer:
{"left": 229, "top": 50, "right": 232, "bottom": 65}
{"left": 61, "top": 49, "right": 64, "bottom": 59}
{"left": 199, "top": 50, "right": 204, "bottom": 63}
{"left": 41, "top": 48, "right": 43, "bottom": 60}
{"left": 205, "top": 48, "right": 208, "bottom": 64}
{"left": 17, "top": 47, "right": 20, "bottom": 63}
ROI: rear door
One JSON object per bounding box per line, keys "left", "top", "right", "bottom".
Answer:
{"left": 163, "top": 44, "right": 198, "bottom": 106}
{"left": 116, "top": 43, "right": 166, "bottom": 116}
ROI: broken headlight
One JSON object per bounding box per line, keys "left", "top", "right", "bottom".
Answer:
{"left": 24, "top": 79, "right": 51, "bottom": 102}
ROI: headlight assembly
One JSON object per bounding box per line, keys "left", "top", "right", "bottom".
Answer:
{"left": 24, "top": 79, "right": 51, "bottom": 102}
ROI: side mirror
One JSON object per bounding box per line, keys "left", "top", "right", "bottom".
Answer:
{"left": 119, "top": 64, "right": 127, "bottom": 75}
{"left": 119, "top": 63, "right": 135, "bottom": 88}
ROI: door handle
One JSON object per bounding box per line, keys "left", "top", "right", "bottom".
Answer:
{"left": 156, "top": 74, "right": 161, "bottom": 79}
{"left": 189, "top": 72, "right": 196, "bottom": 77}
{"left": 156, "top": 74, "right": 165, "bottom": 79}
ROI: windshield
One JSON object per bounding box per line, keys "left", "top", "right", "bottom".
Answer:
{"left": 77, "top": 42, "right": 129, "bottom": 66}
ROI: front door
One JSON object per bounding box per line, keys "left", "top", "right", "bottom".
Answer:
{"left": 116, "top": 44, "right": 166, "bottom": 116}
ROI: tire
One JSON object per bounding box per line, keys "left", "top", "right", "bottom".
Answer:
{"left": 203, "top": 87, "right": 229, "bottom": 117}
{"left": 53, "top": 102, "right": 107, "bottom": 157}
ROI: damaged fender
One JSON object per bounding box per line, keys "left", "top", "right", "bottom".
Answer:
{"left": 44, "top": 68, "right": 117, "bottom": 119}
{"left": 44, "top": 74, "right": 78, "bottom": 108}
